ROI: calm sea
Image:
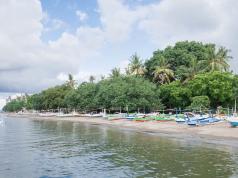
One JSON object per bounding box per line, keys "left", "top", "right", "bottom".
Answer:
{"left": 0, "top": 115, "right": 238, "bottom": 178}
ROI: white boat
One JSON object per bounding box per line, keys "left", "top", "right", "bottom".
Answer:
{"left": 227, "top": 117, "right": 238, "bottom": 127}
{"left": 39, "top": 113, "right": 57, "bottom": 117}
{"left": 83, "top": 112, "right": 104, "bottom": 117}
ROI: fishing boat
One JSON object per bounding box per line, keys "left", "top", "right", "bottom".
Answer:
{"left": 185, "top": 113, "right": 207, "bottom": 126}
{"left": 126, "top": 114, "right": 136, "bottom": 120}
{"left": 106, "top": 113, "right": 127, "bottom": 120}
{"left": 152, "top": 116, "right": 172, "bottom": 122}
{"left": 39, "top": 112, "right": 57, "bottom": 117}
{"left": 229, "top": 120, "right": 238, "bottom": 127}
{"left": 198, "top": 117, "right": 220, "bottom": 125}
{"left": 227, "top": 117, "right": 238, "bottom": 127}
{"left": 176, "top": 117, "right": 186, "bottom": 123}
{"left": 185, "top": 112, "right": 220, "bottom": 126}
{"left": 127, "top": 113, "right": 146, "bottom": 120}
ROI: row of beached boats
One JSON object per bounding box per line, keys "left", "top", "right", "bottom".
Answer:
{"left": 104, "top": 112, "right": 238, "bottom": 127}
{"left": 36, "top": 111, "right": 238, "bottom": 127}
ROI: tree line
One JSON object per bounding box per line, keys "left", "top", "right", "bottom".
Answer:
{"left": 3, "top": 41, "right": 238, "bottom": 113}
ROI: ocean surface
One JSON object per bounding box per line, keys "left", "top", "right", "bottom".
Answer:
{"left": 0, "top": 115, "right": 238, "bottom": 178}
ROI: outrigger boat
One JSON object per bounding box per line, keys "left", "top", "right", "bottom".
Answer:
{"left": 175, "top": 114, "right": 187, "bottom": 123}
{"left": 185, "top": 113, "right": 220, "bottom": 126}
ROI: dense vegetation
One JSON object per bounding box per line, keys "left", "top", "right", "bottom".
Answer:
{"left": 3, "top": 41, "right": 238, "bottom": 113}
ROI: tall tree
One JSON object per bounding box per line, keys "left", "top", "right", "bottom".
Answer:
{"left": 89, "top": 75, "right": 96, "bottom": 83}
{"left": 153, "top": 56, "right": 174, "bottom": 84}
{"left": 205, "top": 46, "right": 231, "bottom": 72}
{"left": 128, "top": 53, "right": 146, "bottom": 76}
{"left": 110, "top": 67, "right": 121, "bottom": 78}
{"left": 177, "top": 57, "right": 204, "bottom": 83}
{"left": 66, "top": 74, "right": 76, "bottom": 89}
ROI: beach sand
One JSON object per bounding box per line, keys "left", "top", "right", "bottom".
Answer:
{"left": 4, "top": 113, "right": 238, "bottom": 142}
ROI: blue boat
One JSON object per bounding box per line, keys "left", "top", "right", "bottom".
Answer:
{"left": 198, "top": 117, "right": 220, "bottom": 125}
{"left": 230, "top": 121, "right": 238, "bottom": 127}
{"left": 229, "top": 119, "right": 238, "bottom": 127}
{"left": 184, "top": 112, "right": 220, "bottom": 126}
{"left": 126, "top": 114, "right": 136, "bottom": 120}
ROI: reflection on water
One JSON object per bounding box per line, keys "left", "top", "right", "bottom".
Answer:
{"left": 0, "top": 116, "right": 238, "bottom": 178}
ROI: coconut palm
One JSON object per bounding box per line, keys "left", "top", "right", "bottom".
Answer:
{"left": 67, "top": 74, "right": 76, "bottom": 89}
{"left": 110, "top": 67, "right": 121, "bottom": 78}
{"left": 205, "top": 46, "right": 231, "bottom": 72}
{"left": 89, "top": 75, "right": 96, "bottom": 83}
{"left": 153, "top": 56, "right": 174, "bottom": 84}
{"left": 178, "top": 57, "right": 204, "bottom": 83}
{"left": 128, "top": 53, "right": 146, "bottom": 76}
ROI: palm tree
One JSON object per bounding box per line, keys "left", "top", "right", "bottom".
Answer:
{"left": 153, "top": 56, "right": 174, "bottom": 84}
{"left": 128, "top": 53, "right": 146, "bottom": 76}
{"left": 89, "top": 75, "right": 95, "bottom": 83}
{"left": 67, "top": 74, "right": 76, "bottom": 89}
{"left": 100, "top": 75, "right": 106, "bottom": 80}
{"left": 179, "top": 57, "right": 204, "bottom": 83}
{"left": 110, "top": 67, "right": 121, "bottom": 78}
{"left": 205, "top": 46, "right": 231, "bottom": 72}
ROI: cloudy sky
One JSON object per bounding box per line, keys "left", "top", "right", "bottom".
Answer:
{"left": 0, "top": 0, "right": 238, "bottom": 108}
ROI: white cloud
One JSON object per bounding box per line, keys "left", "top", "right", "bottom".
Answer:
{"left": 97, "top": 0, "right": 141, "bottom": 42}
{"left": 0, "top": 0, "right": 238, "bottom": 94}
{"left": 97, "top": 0, "right": 238, "bottom": 70}
{"left": 42, "top": 13, "right": 66, "bottom": 32}
{"left": 0, "top": 0, "right": 105, "bottom": 92}
{"left": 76, "top": 10, "right": 88, "bottom": 21}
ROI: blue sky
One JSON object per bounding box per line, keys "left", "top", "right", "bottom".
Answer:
{"left": 0, "top": 0, "right": 238, "bottom": 108}
{"left": 40, "top": 0, "right": 158, "bottom": 42}
{"left": 40, "top": 0, "right": 100, "bottom": 41}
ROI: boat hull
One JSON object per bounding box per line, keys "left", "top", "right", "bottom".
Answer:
{"left": 230, "top": 121, "right": 238, "bottom": 127}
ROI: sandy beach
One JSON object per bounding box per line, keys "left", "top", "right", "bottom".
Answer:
{"left": 3, "top": 113, "right": 238, "bottom": 142}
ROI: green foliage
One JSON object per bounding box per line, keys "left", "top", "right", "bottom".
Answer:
{"left": 159, "top": 81, "right": 192, "bottom": 108}
{"left": 75, "top": 82, "right": 98, "bottom": 111}
{"left": 187, "top": 96, "right": 210, "bottom": 110}
{"left": 128, "top": 53, "right": 146, "bottom": 76}
{"left": 96, "top": 76, "right": 164, "bottom": 112}
{"left": 152, "top": 56, "right": 174, "bottom": 84}
{"left": 187, "top": 72, "right": 235, "bottom": 108}
{"left": 3, "top": 99, "right": 26, "bottom": 112}
{"left": 110, "top": 68, "right": 121, "bottom": 78}
{"left": 3, "top": 41, "right": 236, "bottom": 112}
{"left": 145, "top": 41, "right": 219, "bottom": 81}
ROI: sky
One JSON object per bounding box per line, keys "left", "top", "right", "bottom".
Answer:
{"left": 0, "top": 0, "right": 238, "bottom": 108}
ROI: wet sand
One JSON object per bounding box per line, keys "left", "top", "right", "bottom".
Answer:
{"left": 4, "top": 113, "right": 238, "bottom": 141}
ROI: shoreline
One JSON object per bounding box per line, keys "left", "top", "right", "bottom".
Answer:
{"left": 2, "top": 113, "right": 238, "bottom": 147}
